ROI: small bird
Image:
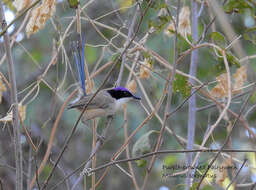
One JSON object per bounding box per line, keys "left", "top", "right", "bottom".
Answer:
{"left": 67, "top": 86, "right": 141, "bottom": 121}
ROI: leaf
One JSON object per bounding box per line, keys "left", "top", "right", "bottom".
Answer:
{"left": 232, "top": 66, "right": 247, "bottom": 94}
{"left": 0, "top": 103, "right": 27, "bottom": 122}
{"left": 118, "top": 0, "right": 133, "bottom": 13}
{"left": 210, "top": 73, "right": 229, "bottom": 98}
{"left": 173, "top": 74, "right": 191, "bottom": 99}
{"left": 243, "top": 27, "right": 256, "bottom": 44}
{"left": 126, "top": 80, "right": 137, "bottom": 94}
{"left": 247, "top": 152, "right": 256, "bottom": 175}
{"left": 140, "top": 58, "right": 153, "bottom": 79}
{"left": 190, "top": 182, "right": 199, "bottom": 190}
{"left": 222, "top": 177, "right": 234, "bottom": 190}
{"left": 214, "top": 51, "right": 240, "bottom": 74}
{"left": 132, "top": 130, "right": 159, "bottom": 158}
{"left": 26, "top": 0, "right": 56, "bottom": 37}
{"left": 163, "top": 155, "right": 177, "bottom": 167}
{"left": 210, "top": 32, "right": 226, "bottom": 47}
{"left": 164, "top": 6, "right": 191, "bottom": 38}
{"left": 67, "top": 0, "right": 79, "bottom": 9}
{"left": 201, "top": 185, "right": 214, "bottom": 190}
{"left": 148, "top": 15, "right": 170, "bottom": 34}
{"left": 224, "top": 0, "right": 253, "bottom": 14}
{"left": 13, "top": 0, "right": 31, "bottom": 12}
{"left": 135, "top": 159, "right": 147, "bottom": 167}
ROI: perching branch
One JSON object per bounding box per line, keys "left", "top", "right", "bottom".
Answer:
{"left": 71, "top": 116, "right": 113, "bottom": 190}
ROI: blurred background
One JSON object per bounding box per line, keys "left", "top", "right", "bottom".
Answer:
{"left": 0, "top": 0, "right": 256, "bottom": 189}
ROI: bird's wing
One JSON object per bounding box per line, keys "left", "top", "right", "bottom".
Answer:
{"left": 67, "top": 90, "right": 115, "bottom": 109}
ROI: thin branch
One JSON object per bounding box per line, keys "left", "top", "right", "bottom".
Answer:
{"left": 71, "top": 116, "right": 113, "bottom": 190}
{"left": 29, "top": 90, "right": 77, "bottom": 189}
{"left": 116, "top": 2, "right": 140, "bottom": 86}
{"left": 226, "top": 159, "right": 247, "bottom": 190}
{"left": 142, "top": 1, "right": 181, "bottom": 189}
{"left": 41, "top": 1, "right": 153, "bottom": 189}
{"left": 196, "top": 83, "right": 256, "bottom": 189}
{"left": 0, "top": 0, "right": 41, "bottom": 37}
{"left": 123, "top": 105, "right": 139, "bottom": 190}
{"left": 86, "top": 149, "right": 256, "bottom": 175}
{"left": 0, "top": 3, "right": 23, "bottom": 190}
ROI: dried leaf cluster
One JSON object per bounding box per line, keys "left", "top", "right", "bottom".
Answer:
{"left": 210, "top": 66, "right": 247, "bottom": 98}
{"left": 26, "top": 0, "right": 56, "bottom": 37}
{"left": 0, "top": 103, "right": 26, "bottom": 123}
{"left": 164, "top": 6, "right": 191, "bottom": 38}
{"left": 13, "top": 0, "right": 31, "bottom": 12}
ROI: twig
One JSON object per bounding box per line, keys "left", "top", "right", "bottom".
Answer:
{"left": 142, "top": 1, "right": 181, "bottom": 189}
{"left": 226, "top": 159, "right": 247, "bottom": 190}
{"left": 95, "top": 81, "right": 167, "bottom": 187}
{"left": 0, "top": 3, "right": 23, "bottom": 190}
{"left": 18, "top": 113, "right": 37, "bottom": 152}
{"left": 71, "top": 116, "right": 113, "bottom": 190}
{"left": 116, "top": 2, "right": 140, "bottom": 86}
{"left": 0, "top": 0, "right": 41, "bottom": 37}
{"left": 29, "top": 90, "right": 77, "bottom": 189}
{"left": 123, "top": 105, "right": 139, "bottom": 190}
{"left": 196, "top": 83, "right": 256, "bottom": 189}
{"left": 41, "top": 1, "right": 153, "bottom": 189}
{"left": 86, "top": 149, "right": 256, "bottom": 175}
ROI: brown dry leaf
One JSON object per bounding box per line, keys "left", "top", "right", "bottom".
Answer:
{"left": 140, "top": 59, "right": 152, "bottom": 79}
{"left": 164, "top": 21, "right": 175, "bottom": 37}
{"left": 210, "top": 73, "right": 229, "bottom": 98}
{"left": 216, "top": 164, "right": 227, "bottom": 186}
{"left": 0, "top": 103, "right": 27, "bottom": 122}
{"left": 126, "top": 79, "right": 137, "bottom": 93}
{"left": 164, "top": 6, "right": 191, "bottom": 38}
{"left": 13, "top": 0, "right": 31, "bottom": 12}
{"left": 0, "top": 78, "right": 7, "bottom": 104}
{"left": 178, "top": 6, "right": 191, "bottom": 37}
{"left": 232, "top": 66, "right": 247, "bottom": 94}
{"left": 26, "top": 0, "right": 56, "bottom": 37}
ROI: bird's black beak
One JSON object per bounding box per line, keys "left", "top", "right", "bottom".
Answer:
{"left": 133, "top": 95, "right": 141, "bottom": 100}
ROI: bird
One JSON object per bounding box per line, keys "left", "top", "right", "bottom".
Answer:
{"left": 67, "top": 86, "right": 141, "bottom": 121}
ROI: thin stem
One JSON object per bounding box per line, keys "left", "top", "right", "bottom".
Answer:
{"left": 186, "top": 1, "right": 199, "bottom": 189}
{"left": 71, "top": 116, "right": 113, "bottom": 190}
{"left": 0, "top": 3, "right": 23, "bottom": 190}
{"left": 196, "top": 83, "right": 256, "bottom": 189}
{"left": 141, "top": 0, "right": 181, "bottom": 189}
{"left": 116, "top": 3, "right": 139, "bottom": 86}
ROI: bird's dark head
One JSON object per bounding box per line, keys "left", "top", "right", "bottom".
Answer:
{"left": 107, "top": 86, "right": 141, "bottom": 100}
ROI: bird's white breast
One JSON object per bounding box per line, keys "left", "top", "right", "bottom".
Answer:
{"left": 114, "top": 97, "right": 132, "bottom": 111}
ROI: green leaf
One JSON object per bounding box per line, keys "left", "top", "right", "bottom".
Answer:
{"left": 135, "top": 159, "right": 147, "bottom": 167}
{"left": 224, "top": 0, "right": 253, "bottom": 14}
{"left": 85, "top": 45, "right": 98, "bottom": 64}
{"left": 67, "top": 0, "right": 79, "bottom": 9}
{"left": 173, "top": 74, "right": 191, "bottom": 99}
{"left": 190, "top": 182, "right": 199, "bottom": 190}
{"left": 210, "top": 32, "right": 226, "bottom": 47}
{"left": 214, "top": 50, "right": 240, "bottom": 74}
{"left": 201, "top": 185, "right": 214, "bottom": 190}
{"left": 148, "top": 15, "right": 170, "bottom": 34}
{"left": 132, "top": 130, "right": 159, "bottom": 158}
{"left": 243, "top": 27, "right": 256, "bottom": 44}
{"left": 163, "top": 155, "right": 177, "bottom": 166}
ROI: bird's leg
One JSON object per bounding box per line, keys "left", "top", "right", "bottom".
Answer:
{"left": 81, "top": 117, "right": 102, "bottom": 139}
{"left": 97, "top": 116, "right": 114, "bottom": 144}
